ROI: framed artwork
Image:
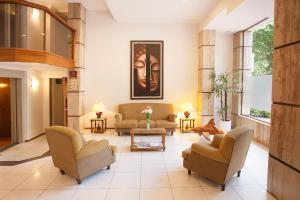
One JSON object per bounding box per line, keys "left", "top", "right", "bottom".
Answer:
{"left": 130, "top": 40, "right": 164, "bottom": 99}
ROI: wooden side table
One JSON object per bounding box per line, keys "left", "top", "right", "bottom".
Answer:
{"left": 180, "top": 118, "right": 195, "bottom": 133}
{"left": 90, "top": 118, "right": 107, "bottom": 133}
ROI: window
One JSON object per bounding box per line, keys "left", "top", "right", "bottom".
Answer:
{"left": 242, "top": 22, "right": 274, "bottom": 123}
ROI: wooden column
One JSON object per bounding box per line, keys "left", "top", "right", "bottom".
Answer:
{"left": 267, "top": 0, "right": 300, "bottom": 199}
{"left": 67, "top": 3, "right": 86, "bottom": 131}
{"left": 231, "top": 31, "right": 252, "bottom": 127}
{"left": 198, "top": 30, "right": 215, "bottom": 124}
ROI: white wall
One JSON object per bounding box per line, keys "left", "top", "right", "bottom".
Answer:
{"left": 214, "top": 32, "right": 233, "bottom": 121}
{"left": 0, "top": 65, "right": 67, "bottom": 140}
{"left": 83, "top": 11, "right": 198, "bottom": 128}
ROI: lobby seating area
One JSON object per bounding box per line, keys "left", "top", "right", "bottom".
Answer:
{"left": 115, "top": 103, "right": 177, "bottom": 136}
{"left": 0, "top": 130, "right": 274, "bottom": 200}
{"left": 1, "top": 0, "right": 299, "bottom": 199}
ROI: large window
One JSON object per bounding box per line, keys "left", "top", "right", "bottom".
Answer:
{"left": 242, "top": 22, "right": 274, "bottom": 123}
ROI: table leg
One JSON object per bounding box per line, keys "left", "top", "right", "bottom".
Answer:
{"left": 180, "top": 119, "right": 182, "bottom": 132}
{"left": 105, "top": 118, "right": 107, "bottom": 131}
{"left": 101, "top": 120, "right": 104, "bottom": 133}
{"left": 90, "top": 121, "right": 93, "bottom": 133}
{"left": 130, "top": 130, "right": 134, "bottom": 151}
{"left": 162, "top": 130, "right": 166, "bottom": 151}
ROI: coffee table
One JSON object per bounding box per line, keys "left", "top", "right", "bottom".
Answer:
{"left": 130, "top": 128, "right": 166, "bottom": 151}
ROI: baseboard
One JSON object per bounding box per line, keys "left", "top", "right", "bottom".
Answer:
{"left": 25, "top": 133, "right": 45, "bottom": 142}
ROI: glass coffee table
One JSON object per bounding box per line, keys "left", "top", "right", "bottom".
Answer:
{"left": 130, "top": 128, "right": 166, "bottom": 151}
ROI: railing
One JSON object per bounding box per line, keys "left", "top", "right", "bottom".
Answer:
{"left": 0, "top": 0, "right": 75, "bottom": 62}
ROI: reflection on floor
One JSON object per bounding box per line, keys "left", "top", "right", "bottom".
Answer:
{"left": 0, "top": 139, "right": 11, "bottom": 149}
{"left": 0, "top": 130, "right": 276, "bottom": 200}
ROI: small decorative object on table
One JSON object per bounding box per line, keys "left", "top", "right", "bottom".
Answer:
{"left": 96, "top": 112, "right": 102, "bottom": 118}
{"left": 142, "top": 106, "right": 153, "bottom": 130}
{"left": 180, "top": 102, "right": 195, "bottom": 118}
{"left": 92, "top": 102, "right": 106, "bottom": 119}
{"left": 192, "top": 119, "right": 224, "bottom": 141}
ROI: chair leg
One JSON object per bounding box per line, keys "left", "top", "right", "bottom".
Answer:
{"left": 76, "top": 179, "right": 81, "bottom": 184}
{"left": 107, "top": 165, "right": 110, "bottom": 170}
{"left": 118, "top": 132, "right": 120, "bottom": 136}
{"left": 188, "top": 169, "right": 191, "bottom": 175}
{"left": 171, "top": 131, "right": 173, "bottom": 136}
{"left": 221, "top": 184, "right": 226, "bottom": 191}
{"left": 59, "top": 169, "right": 65, "bottom": 175}
{"left": 237, "top": 170, "right": 241, "bottom": 177}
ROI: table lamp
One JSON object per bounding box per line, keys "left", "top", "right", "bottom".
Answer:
{"left": 92, "top": 102, "right": 106, "bottom": 118}
{"left": 180, "top": 102, "right": 195, "bottom": 118}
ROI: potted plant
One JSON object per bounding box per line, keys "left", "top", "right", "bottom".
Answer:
{"left": 209, "top": 70, "right": 240, "bottom": 132}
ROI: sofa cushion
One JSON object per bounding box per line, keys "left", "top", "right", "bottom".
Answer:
{"left": 116, "top": 120, "right": 137, "bottom": 128}
{"left": 153, "top": 104, "right": 173, "bottom": 120}
{"left": 138, "top": 120, "right": 155, "bottom": 128}
{"left": 155, "top": 120, "right": 177, "bottom": 129}
{"left": 119, "top": 104, "right": 138, "bottom": 119}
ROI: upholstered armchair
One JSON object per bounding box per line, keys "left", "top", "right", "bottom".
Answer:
{"left": 45, "top": 126, "right": 116, "bottom": 184}
{"left": 182, "top": 126, "right": 253, "bottom": 191}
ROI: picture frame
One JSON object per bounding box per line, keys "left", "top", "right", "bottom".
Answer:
{"left": 130, "top": 40, "right": 164, "bottom": 99}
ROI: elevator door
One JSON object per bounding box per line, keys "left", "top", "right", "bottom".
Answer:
{"left": 0, "top": 78, "right": 11, "bottom": 148}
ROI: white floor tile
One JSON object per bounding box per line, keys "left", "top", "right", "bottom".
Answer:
{"left": 37, "top": 190, "right": 75, "bottom": 200}
{"left": 0, "top": 130, "right": 272, "bottom": 200}
{"left": 17, "top": 173, "right": 58, "bottom": 189}
{"left": 0, "top": 190, "right": 11, "bottom": 199}
{"left": 110, "top": 173, "right": 140, "bottom": 189}
{"left": 141, "top": 161, "right": 166, "bottom": 173}
{"left": 0, "top": 174, "right": 31, "bottom": 189}
{"left": 140, "top": 188, "right": 173, "bottom": 200}
{"left": 168, "top": 171, "right": 203, "bottom": 187}
{"left": 140, "top": 172, "right": 170, "bottom": 188}
{"left": 203, "top": 186, "right": 242, "bottom": 200}
{"left": 172, "top": 187, "right": 207, "bottom": 200}
{"left": 77, "top": 172, "right": 113, "bottom": 189}
{"left": 106, "top": 189, "right": 139, "bottom": 200}
{"left": 72, "top": 189, "right": 107, "bottom": 200}
{"left": 2, "top": 190, "right": 43, "bottom": 200}
{"left": 142, "top": 152, "right": 164, "bottom": 161}
{"left": 115, "top": 160, "right": 141, "bottom": 173}
{"left": 232, "top": 185, "right": 277, "bottom": 200}
{"left": 47, "top": 175, "right": 79, "bottom": 190}
{"left": 165, "top": 160, "right": 185, "bottom": 172}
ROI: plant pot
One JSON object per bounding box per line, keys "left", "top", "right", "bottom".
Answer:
{"left": 218, "top": 120, "right": 231, "bottom": 133}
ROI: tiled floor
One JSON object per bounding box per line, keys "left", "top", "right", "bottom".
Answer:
{"left": 0, "top": 130, "right": 276, "bottom": 200}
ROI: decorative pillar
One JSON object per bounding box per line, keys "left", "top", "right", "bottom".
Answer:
{"left": 67, "top": 3, "right": 86, "bottom": 131}
{"left": 231, "top": 31, "right": 252, "bottom": 127}
{"left": 267, "top": 0, "right": 300, "bottom": 199}
{"left": 198, "top": 30, "right": 215, "bottom": 125}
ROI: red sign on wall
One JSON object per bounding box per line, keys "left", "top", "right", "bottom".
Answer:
{"left": 69, "top": 70, "right": 77, "bottom": 78}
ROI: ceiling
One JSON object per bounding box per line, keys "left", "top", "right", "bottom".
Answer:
{"left": 28, "top": 0, "right": 274, "bottom": 30}
{"left": 105, "top": 0, "right": 220, "bottom": 23}
{"left": 204, "top": 0, "right": 274, "bottom": 32}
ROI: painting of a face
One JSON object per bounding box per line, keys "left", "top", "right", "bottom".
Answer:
{"left": 131, "top": 41, "right": 163, "bottom": 99}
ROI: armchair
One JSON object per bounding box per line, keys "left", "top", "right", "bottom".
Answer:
{"left": 182, "top": 126, "right": 253, "bottom": 190}
{"left": 45, "top": 126, "right": 116, "bottom": 184}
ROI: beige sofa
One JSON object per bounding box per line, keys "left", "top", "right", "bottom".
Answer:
{"left": 182, "top": 126, "right": 253, "bottom": 191}
{"left": 115, "top": 103, "right": 177, "bottom": 136}
{"left": 45, "top": 126, "right": 116, "bottom": 184}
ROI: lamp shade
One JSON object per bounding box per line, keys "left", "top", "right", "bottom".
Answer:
{"left": 180, "top": 102, "right": 195, "bottom": 112}
{"left": 92, "top": 102, "right": 107, "bottom": 112}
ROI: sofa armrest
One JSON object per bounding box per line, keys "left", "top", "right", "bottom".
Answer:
{"left": 115, "top": 113, "right": 123, "bottom": 123}
{"left": 191, "top": 143, "right": 228, "bottom": 163}
{"left": 76, "top": 139, "right": 112, "bottom": 160}
{"left": 168, "top": 114, "right": 177, "bottom": 122}
{"left": 210, "top": 134, "right": 224, "bottom": 149}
